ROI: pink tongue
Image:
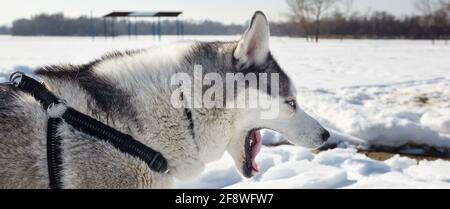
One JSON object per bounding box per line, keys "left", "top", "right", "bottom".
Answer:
{"left": 251, "top": 130, "right": 262, "bottom": 172}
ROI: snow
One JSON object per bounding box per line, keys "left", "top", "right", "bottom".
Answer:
{"left": 177, "top": 147, "right": 450, "bottom": 189}
{"left": 1, "top": 35, "right": 450, "bottom": 188}
{"left": 297, "top": 78, "right": 450, "bottom": 148}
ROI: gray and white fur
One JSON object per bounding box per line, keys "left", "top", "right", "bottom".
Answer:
{"left": 0, "top": 11, "right": 329, "bottom": 188}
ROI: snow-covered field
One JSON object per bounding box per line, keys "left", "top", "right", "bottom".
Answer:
{"left": 1, "top": 35, "right": 450, "bottom": 188}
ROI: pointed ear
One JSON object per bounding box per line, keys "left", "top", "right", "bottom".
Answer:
{"left": 234, "top": 11, "right": 270, "bottom": 68}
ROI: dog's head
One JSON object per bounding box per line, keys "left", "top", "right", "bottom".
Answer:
{"left": 224, "top": 11, "right": 330, "bottom": 178}
{"left": 172, "top": 11, "right": 329, "bottom": 179}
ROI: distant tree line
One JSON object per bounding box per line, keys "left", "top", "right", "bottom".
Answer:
{"left": 7, "top": 13, "right": 303, "bottom": 37}
{"left": 8, "top": 13, "right": 245, "bottom": 36}
{"left": 0, "top": 26, "right": 9, "bottom": 34}
{"left": 286, "top": 0, "right": 450, "bottom": 42}
{"left": 3, "top": 0, "right": 450, "bottom": 42}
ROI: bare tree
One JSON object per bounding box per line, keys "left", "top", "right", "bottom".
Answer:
{"left": 309, "top": 0, "right": 340, "bottom": 42}
{"left": 286, "top": 0, "right": 313, "bottom": 41}
{"left": 415, "top": 0, "right": 437, "bottom": 44}
{"left": 342, "top": 0, "right": 354, "bottom": 18}
{"left": 340, "top": 0, "right": 354, "bottom": 41}
{"left": 437, "top": 0, "right": 450, "bottom": 44}
{"left": 286, "top": 0, "right": 339, "bottom": 42}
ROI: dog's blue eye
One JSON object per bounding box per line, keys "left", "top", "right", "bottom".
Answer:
{"left": 285, "top": 100, "right": 297, "bottom": 110}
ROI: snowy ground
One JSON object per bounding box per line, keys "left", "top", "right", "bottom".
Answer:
{"left": 1, "top": 35, "right": 450, "bottom": 188}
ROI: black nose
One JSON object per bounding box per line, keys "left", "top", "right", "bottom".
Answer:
{"left": 321, "top": 130, "right": 330, "bottom": 142}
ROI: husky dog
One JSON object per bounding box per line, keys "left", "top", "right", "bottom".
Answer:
{"left": 0, "top": 11, "right": 329, "bottom": 188}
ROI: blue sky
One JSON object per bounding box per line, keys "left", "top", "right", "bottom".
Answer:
{"left": 0, "top": 0, "right": 417, "bottom": 26}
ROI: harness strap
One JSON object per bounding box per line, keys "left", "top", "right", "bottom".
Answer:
{"left": 11, "top": 72, "right": 60, "bottom": 109}
{"left": 47, "top": 117, "right": 63, "bottom": 189}
{"left": 62, "top": 107, "right": 168, "bottom": 172}
{"left": 184, "top": 108, "right": 195, "bottom": 138}
{"left": 180, "top": 92, "right": 195, "bottom": 139}
{"left": 9, "top": 72, "right": 169, "bottom": 189}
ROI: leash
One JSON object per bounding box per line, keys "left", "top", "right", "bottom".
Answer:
{"left": 7, "top": 72, "right": 169, "bottom": 189}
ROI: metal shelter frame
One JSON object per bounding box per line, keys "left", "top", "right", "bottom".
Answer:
{"left": 103, "top": 11, "right": 183, "bottom": 40}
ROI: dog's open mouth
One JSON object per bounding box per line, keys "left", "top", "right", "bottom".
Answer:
{"left": 243, "top": 129, "right": 262, "bottom": 178}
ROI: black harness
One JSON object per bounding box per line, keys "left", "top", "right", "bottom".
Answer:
{"left": 6, "top": 72, "right": 170, "bottom": 189}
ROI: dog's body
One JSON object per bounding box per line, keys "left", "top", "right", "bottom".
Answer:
{"left": 0, "top": 12, "right": 329, "bottom": 188}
